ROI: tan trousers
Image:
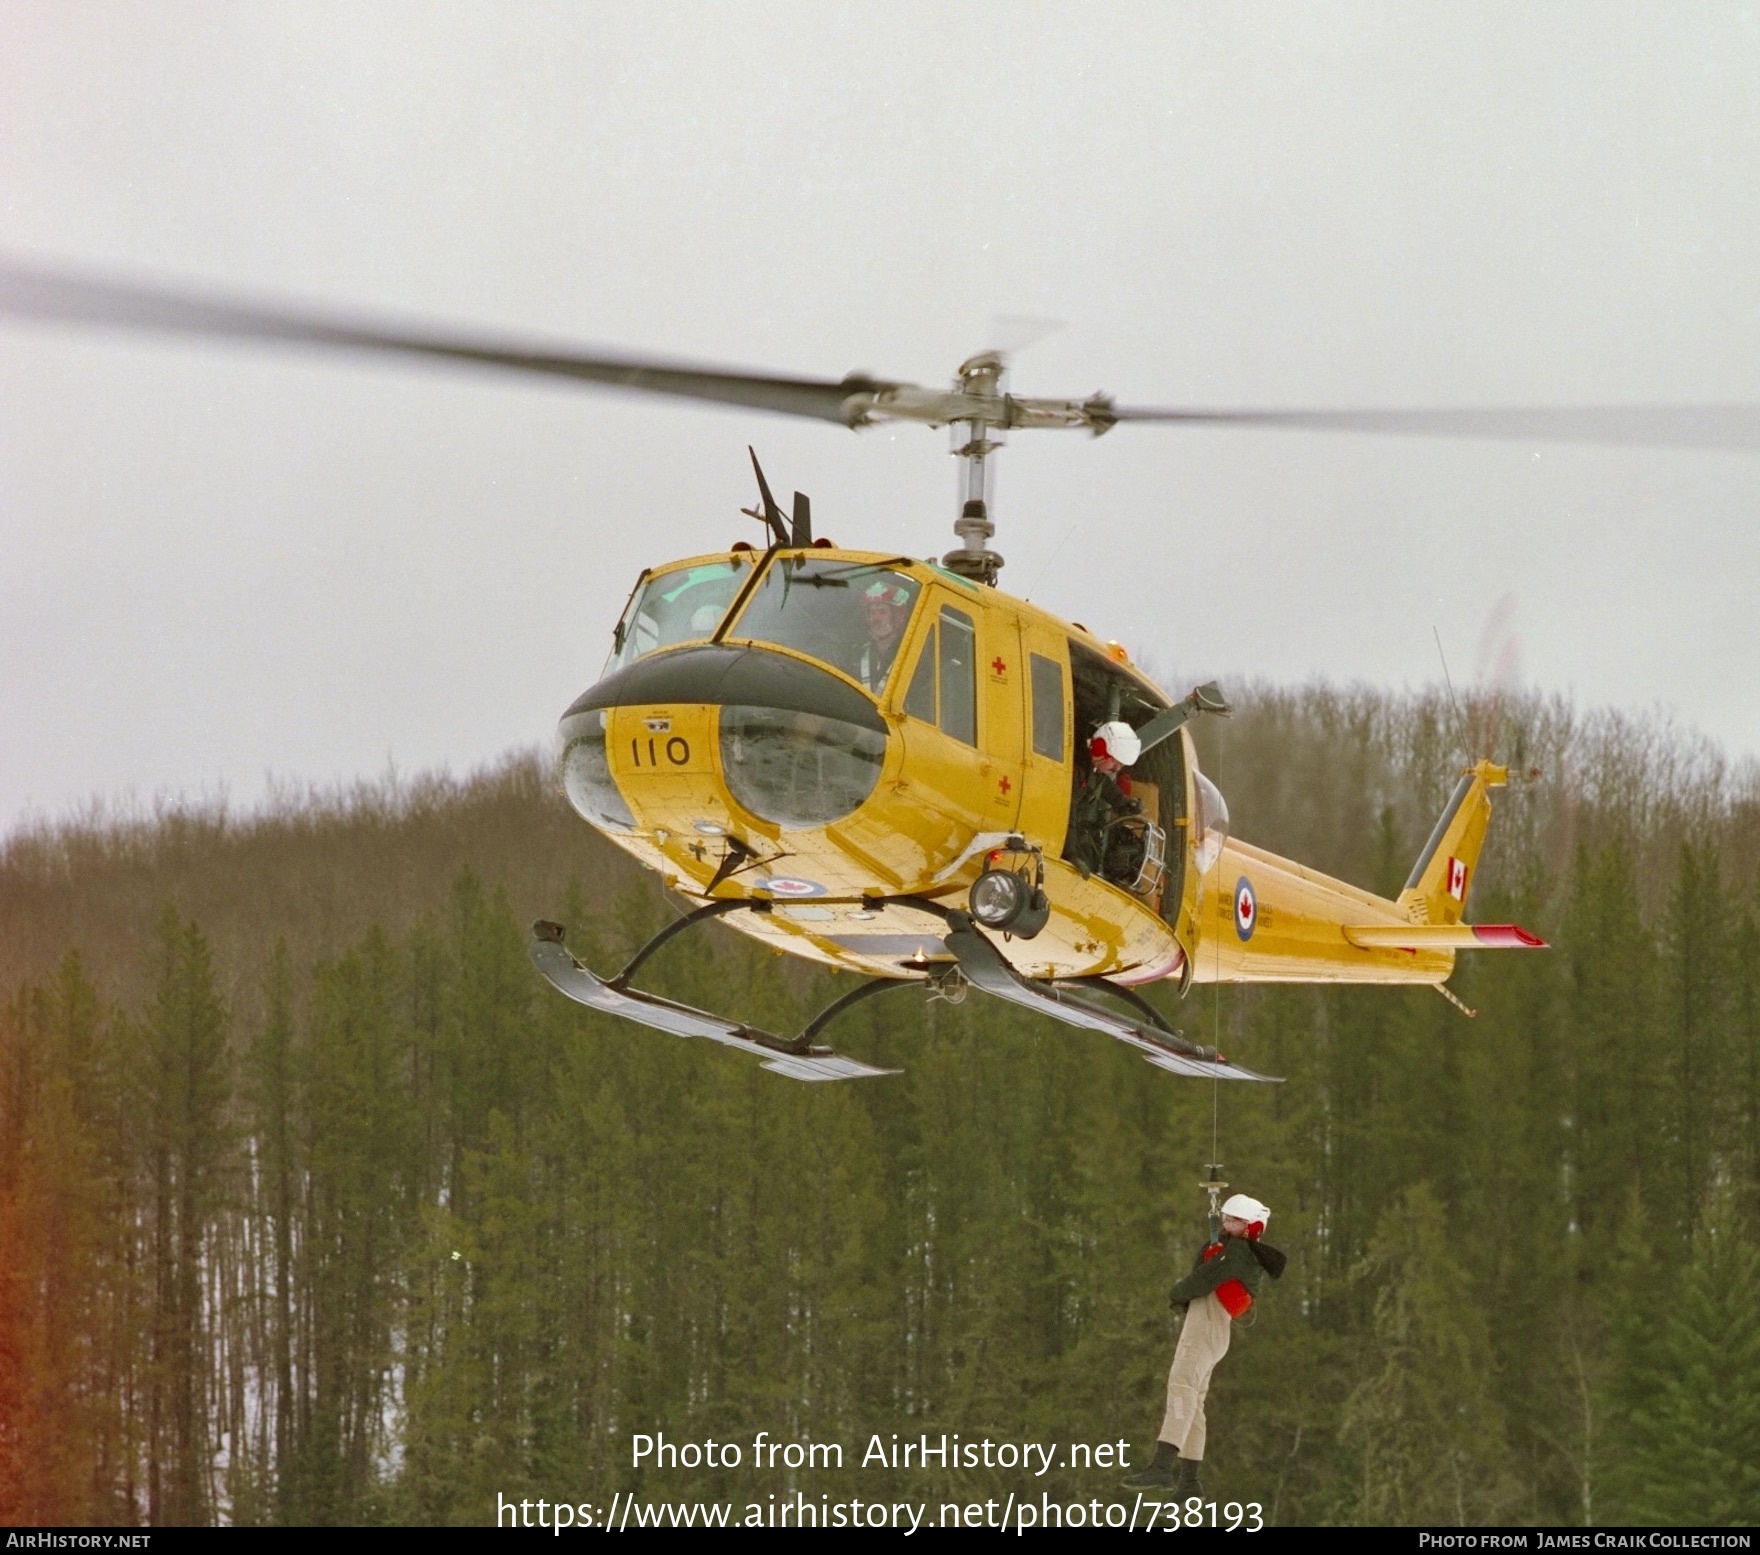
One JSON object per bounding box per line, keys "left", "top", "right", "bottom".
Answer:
{"left": 1157, "top": 1291, "right": 1232, "bottom": 1460}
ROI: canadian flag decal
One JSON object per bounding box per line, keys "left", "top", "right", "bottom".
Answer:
{"left": 1446, "top": 856, "right": 1468, "bottom": 901}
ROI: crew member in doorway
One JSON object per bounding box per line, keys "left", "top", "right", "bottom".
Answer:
{"left": 855, "top": 579, "right": 913, "bottom": 693}
{"left": 1067, "top": 720, "right": 1143, "bottom": 881}
{"left": 1122, "top": 1194, "right": 1286, "bottom": 1497}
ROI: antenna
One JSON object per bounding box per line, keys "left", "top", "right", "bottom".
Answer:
{"left": 744, "top": 447, "right": 790, "bottom": 548}
{"left": 1433, "top": 626, "right": 1468, "bottom": 755}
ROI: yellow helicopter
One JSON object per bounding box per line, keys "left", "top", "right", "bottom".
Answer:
{"left": 5, "top": 261, "right": 1751, "bottom": 1085}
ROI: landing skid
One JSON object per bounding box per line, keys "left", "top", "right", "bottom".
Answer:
{"left": 530, "top": 899, "right": 1277, "bottom": 1084}
{"left": 942, "top": 911, "right": 1280, "bottom": 1083}
{"left": 529, "top": 913, "right": 901, "bottom": 1082}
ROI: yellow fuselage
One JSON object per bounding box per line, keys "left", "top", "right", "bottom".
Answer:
{"left": 560, "top": 549, "right": 1458, "bottom": 991}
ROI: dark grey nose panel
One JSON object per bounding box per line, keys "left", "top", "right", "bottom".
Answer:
{"left": 563, "top": 643, "right": 885, "bottom": 732}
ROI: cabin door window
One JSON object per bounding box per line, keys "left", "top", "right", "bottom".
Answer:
{"left": 1030, "top": 654, "right": 1065, "bottom": 760}
{"left": 937, "top": 607, "right": 978, "bottom": 746}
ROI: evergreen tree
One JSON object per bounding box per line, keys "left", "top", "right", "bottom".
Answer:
{"left": 140, "top": 908, "right": 231, "bottom": 1526}
{"left": 1732, "top": 888, "right": 1760, "bottom": 1212}
{"left": 1622, "top": 1192, "right": 1760, "bottom": 1525}
{"left": 245, "top": 941, "right": 300, "bottom": 1520}
{"left": 1341, "top": 1184, "right": 1513, "bottom": 1525}
{"left": 1565, "top": 841, "right": 1660, "bottom": 1268}
{"left": 293, "top": 928, "right": 414, "bottom": 1522}
{"left": 1660, "top": 842, "right": 1728, "bottom": 1240}
{"left": 0, "top": 963, "right": 108, "bottom": 1523}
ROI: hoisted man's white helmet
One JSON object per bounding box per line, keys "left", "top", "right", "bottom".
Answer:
{"left": 1090, "top": 721, "right": 1142, "bottom": 767}
{"left": 1220, "top": 1194, "right": 1271, "bottom": 1235}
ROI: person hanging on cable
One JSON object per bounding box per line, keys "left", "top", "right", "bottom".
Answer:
{"left": 1122, "top": 1192, "right": 1286, "bottom": 1498}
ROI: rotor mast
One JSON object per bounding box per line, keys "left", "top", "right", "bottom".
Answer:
{"left": 828, "top": 357, "right": 1120, "bottom": 587}
{"left": 945, "top": 352, "right": 1007, "bottom": 585}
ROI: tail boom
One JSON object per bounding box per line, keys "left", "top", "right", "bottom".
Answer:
{"left": 1183, "top": 758, "right": 1545, "bottom": 985}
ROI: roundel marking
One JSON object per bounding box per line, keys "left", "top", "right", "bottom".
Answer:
{"left": 757, "top": 876, "right": 826, "bottom": 900}
{"left": 1234, "top": 876, "right": 1258, "bottom": 941}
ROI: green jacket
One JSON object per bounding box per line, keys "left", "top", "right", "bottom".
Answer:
{"left": 1168, "top": 1236, "right": 1267, "bottom": 1310}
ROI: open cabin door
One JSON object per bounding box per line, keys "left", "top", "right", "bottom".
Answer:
{"left": 1063, "top": 640, "right": 1189, "bottom": 931}
{"left": 1143, "top": 725, "right": 1188, "bottom": 935}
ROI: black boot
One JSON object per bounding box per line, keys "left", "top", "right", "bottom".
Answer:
{"left": 1173, "top": 1455, "right": 1204, "bottom": 1498}
{"left": 1120, "top": 1440, "right": 1178, "bottom": 1490}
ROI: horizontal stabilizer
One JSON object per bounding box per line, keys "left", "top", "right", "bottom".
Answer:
{"left": 1343, "top": 922, "right": 1547, "bottom": 950}
{"left": 530, "top": 939, "right": 898, "bottom": 1082}
{"left": 943, "top": 913, "right": 1279, "bottom": 1083}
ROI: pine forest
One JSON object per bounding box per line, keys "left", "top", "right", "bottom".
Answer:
{"left": 3, "top": 683, "right": 1758, "bottom": 1528}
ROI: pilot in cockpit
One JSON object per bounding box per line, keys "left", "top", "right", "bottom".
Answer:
{"left": 854, "top": 579, "right": 914, "bottom": 693}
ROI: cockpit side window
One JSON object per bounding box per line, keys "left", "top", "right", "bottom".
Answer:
{"left": 897, "top": 606, "right": 977, "bottom": 745}
{"left": 606, "top": 559, "right": 752, "bottom": 674}
{"left": 903, "top": 626, "right": 937, "bottom": 722}
{"left": 725, "top": 559, "right": 922, "bottom": 695}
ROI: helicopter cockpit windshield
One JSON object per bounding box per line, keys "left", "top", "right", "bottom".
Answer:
{"left": 605, "top": 557, "right": 754, "bottom": 674}
{"left": 725, "top": 558, "right": 923, "bottom": 696}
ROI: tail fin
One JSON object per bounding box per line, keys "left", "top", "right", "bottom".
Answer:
{"left": 1397, "top": 759, "right": 1507, "bottom": 926}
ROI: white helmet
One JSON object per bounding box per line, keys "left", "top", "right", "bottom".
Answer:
{"left": 1220, "top": 1193, "right": 1270, "bottom": 1233}
{"left": 1090, "top": 720, "right": 1142, "bottom": 767}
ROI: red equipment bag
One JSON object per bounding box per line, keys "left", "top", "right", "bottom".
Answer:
{"left": 1215, "top": 1278, "right": 1253, "bottom": 1319}
{"left": 1198, "top": 1241, "right": 1255, "bottom": 1319}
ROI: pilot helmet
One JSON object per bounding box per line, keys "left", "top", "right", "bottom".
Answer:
{"left": 862, "top": 579, "right": 913, "bottom": 609}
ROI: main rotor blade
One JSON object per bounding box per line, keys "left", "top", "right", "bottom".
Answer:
{"left": 0, "top": 257, "right": 896, "bottom": 426}
{"left": 7, "top": 259, "right": 1755, "bottom": 451}
{"left": 1104, "top": 402, "right": 1760, "bottom": 451}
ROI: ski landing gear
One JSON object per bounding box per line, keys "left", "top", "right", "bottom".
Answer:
{"left": 941, "top": 912, "right": 1278, "bottom": 1083}
{"left": 529, "top": 902, "right": 903, "bottom": 1082}
{"left": 531, "top": 900, "right": 1282, "bottom": 1084}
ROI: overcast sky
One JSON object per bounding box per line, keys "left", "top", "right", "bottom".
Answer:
{"left": 2, "top": 4, "right": 1757, "bottom": 835}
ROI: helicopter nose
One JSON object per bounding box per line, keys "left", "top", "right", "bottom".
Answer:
{"left": 555, "top": 643, "right": 889, "bottom": 832}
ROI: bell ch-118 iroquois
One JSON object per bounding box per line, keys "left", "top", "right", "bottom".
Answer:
{"left": 5, "top": 260, "right": 1755, "bottom": 1085}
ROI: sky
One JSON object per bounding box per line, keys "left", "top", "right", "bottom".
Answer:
{"left": 2, "top": 4, "right": 1757, "bottom": 835}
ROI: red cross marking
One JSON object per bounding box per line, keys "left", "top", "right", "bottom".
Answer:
{"left": 991, "top": 657, "right": 1007, "bottom": 675}
{"left": 998, "top": 776, "right": 1012, "bottom": 794}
